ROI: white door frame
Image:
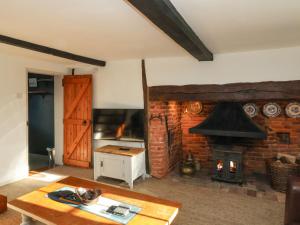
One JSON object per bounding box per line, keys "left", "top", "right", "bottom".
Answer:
{"left": 25, "top": 69, "right": 65, "bottom": 172}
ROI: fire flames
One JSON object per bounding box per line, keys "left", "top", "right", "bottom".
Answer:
{"left": 116, "top": 123, "right": 125, "bottom": 139}
{"left": 217, "top": 160, "right": 223, "bottom": 171}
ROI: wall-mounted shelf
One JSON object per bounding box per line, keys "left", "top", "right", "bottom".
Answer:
{"left": 28, "top": 90, "right": 53, "bottom": 95}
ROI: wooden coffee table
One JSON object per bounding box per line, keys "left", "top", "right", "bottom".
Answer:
{"left": 8, "top": 176, "right": 181, "bottom": 225}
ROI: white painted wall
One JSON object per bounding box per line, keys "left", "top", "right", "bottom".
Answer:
{"left": 87, "top": 59, "right": 144, "bottom": 150}
{"left": 0, "top": 51, "right": 67, "bottom": 186}
{"left": 92, "top": 59, "right": 144, "bottom": 109}
{"left": 146, "top": 46, "right": 300, "bottom": 86}
{"left": 75, "top": 59, "right": 144, "bottom": 109}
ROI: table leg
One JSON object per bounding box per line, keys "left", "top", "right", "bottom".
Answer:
{"left": 20, "top": 214, "right": 35, "bottom": 225}
{"left": 20, "top": 214, "right": 43, "bottom": 225}
{"left": 129, "top": 180, "right": 133, "bottom": 189}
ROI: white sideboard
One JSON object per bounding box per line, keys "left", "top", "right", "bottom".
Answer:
{"left": 94, "top": 145, "right": 146, "bottom": 189}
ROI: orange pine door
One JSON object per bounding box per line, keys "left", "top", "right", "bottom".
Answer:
{"left": 63, "top": 75, "right": 92, "bottom": 168}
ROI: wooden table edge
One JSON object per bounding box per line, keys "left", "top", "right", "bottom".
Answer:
{"left": 94, "top": 145, "right": 145, "bottom": 157}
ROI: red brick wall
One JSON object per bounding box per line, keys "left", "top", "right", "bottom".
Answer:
{"left": 245, "top": 101, "right": 300, "bottom": 174}
{"left": 149, "top": 101, "right": 168, "bottom": 178}
{"left": 166, "top": 101, "right": 182, "bottom": 171}
{"left": 149, "top": 100, "right": 300, "bottom": 177}
{"left": 183, "top": 100, "right": 300, "bottom": 175}
{"left": 149, "top": 101, "right": 182, "bottom": 178}
{"left": 181, "top": 102, "right": 214, "bottom": 169}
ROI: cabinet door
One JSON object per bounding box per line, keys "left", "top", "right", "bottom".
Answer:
{"left": 99, "top": 157, "right": 125, "bottom": 180}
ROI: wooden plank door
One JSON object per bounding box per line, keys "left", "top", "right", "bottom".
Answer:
{"left": 63, "top": 75, "right": 92, "bottom": 168}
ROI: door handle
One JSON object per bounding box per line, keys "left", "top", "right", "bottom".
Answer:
{"left": 82, "top": 120, "right": 87, "bottom": 126}
{"left": 100, "top": 161, "right": 103, "bottom": 167}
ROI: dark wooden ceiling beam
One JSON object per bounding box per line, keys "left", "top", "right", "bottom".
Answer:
{"left": 141, "top": 59, "right": 151, "bottom": 173}
{"left": 0, "top": 34, "right": 106, "bottom": 66}
{"left": 149, "top": 80, "right": 300, "bottom": 102}
{"left": 127, "top": 0, "right": 213, "bottom": 61}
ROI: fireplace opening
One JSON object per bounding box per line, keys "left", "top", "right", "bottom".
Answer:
{"left": 148, "top": 100, "right": 300, "bottom": 180}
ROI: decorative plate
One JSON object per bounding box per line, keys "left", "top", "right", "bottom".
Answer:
{"left": 243, "top": 103, "right": 259, "bottom": 118}
{"left": 285, "top": 102, "right": 300, "bottom": 118}
{"left": 263, "top": 102, "right": 281, "bottom": 118}
{"left": 187, "top": 101, "right": 203, "bottom": 115}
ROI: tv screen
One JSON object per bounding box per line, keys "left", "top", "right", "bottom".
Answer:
{"left": 93, "top": 109, "right": 144, "bottom": 141}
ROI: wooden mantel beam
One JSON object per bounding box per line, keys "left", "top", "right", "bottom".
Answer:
{"left": 127, "top": 0, "right": 213, "bottom": 61}
{"left": 0, "top": 34, "right": 106, "bottom": 67}
{"left": 149, "top": 80, "right": 300, "bottom": 102}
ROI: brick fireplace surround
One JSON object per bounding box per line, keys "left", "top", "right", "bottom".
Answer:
{"left": 148, "top": 100, "right": 300, "bottom": 178}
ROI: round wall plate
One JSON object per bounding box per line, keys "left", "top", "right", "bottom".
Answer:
{"left": 243, "top": 103, "right": 259, "bottom": 118}
{"left": 285, "top": 102, "right": 300, "bottom": 118}
{"left": 187, "top": 101, "right": 203, "bottom": 115}
{"left": 263, "top": 102, "right": 281, "bottom": 118}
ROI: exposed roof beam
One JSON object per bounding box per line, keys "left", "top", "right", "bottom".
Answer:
{"left": 0, "top": 34, "right": 106, "bottom": 67}
{"left": 127, "top": 0, "right": 213, "bottom": 61}
{"left": 149, "top": 80, "right": 300, "bottom": 101}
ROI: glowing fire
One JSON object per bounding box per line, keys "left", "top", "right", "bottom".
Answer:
{"left": 217, "top": 160, "right": 223, "bottom": 171}
{"left": 230, "top": 161, "right": 237, "bottom": 173}
{"left": 116, "top": 123, "right": 125, "bottom": 139}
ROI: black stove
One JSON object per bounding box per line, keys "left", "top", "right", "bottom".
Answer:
{"left": 189, "top": 102, "right": 266, "bottom": 184}
{"left": 212, "top": 144, "right": 244, "bottom": 184}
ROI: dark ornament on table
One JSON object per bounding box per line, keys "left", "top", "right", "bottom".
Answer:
{"left": 75, "top": 188, "right": 102, "bottom": 205}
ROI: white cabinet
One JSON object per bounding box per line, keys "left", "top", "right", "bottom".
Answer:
{"left": 97, "top": 155, "right": 125, "bottom": 180}
{"left": 94, "top": 145, "right": 146, "bottom": 189}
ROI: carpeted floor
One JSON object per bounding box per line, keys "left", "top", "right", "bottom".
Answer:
{"left": 0, "top": 166, "right": 284, "bottom": 225}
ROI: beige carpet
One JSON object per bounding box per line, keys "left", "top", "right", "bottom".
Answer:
{"left": 0, "top": 166, "right": 284, "bottom": 225}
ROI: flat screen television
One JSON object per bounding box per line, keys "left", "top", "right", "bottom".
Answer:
{"left": 93, "top": 109, "right": 144, "bottom": 141}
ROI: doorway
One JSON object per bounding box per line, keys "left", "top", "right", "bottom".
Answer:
{"left": 28, "top": 73, "right": 54, "bottom": 170}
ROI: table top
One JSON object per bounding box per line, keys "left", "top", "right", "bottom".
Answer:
{"left": 8, "top": 176, "right": 180, "bottom": 225}
{"left": 95, "top": 145, "right": 144, "bottom": 157}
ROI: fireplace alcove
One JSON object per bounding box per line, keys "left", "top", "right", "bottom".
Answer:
{"left": 146, "top": 80, "right": 300, "bottom": 179}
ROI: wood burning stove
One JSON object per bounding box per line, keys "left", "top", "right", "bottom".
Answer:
{"left": 189, "top": 102, "right": 266, "bottom": 184}
{"left": 212, "top": 145, "right": 244, "bottom": 184}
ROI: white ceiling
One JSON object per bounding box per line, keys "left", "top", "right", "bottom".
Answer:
{"left": 171, "top": 0, "right": 300, "bottom": 53}
{"left": 0, "top": 0, "right": 299, "bottom": 63}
